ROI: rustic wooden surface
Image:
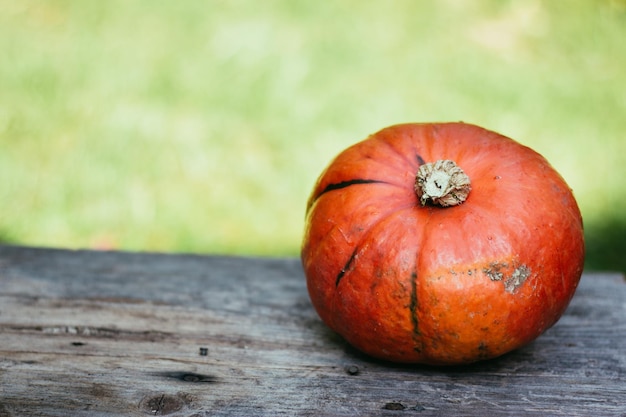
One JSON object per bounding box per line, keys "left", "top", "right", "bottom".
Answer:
{"left": 0, "top": 246, "right": 624, "bottom": 417}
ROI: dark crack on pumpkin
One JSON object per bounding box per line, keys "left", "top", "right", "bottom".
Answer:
{"left": 416, "top": 153, "right": 426, "bottom": 166}
{"left": 307, "top": 179, "right": 387, "bottom": 214}
{"left": 409, "top": 271, "right": 419, "bottom": 335}
{"left": 336, "top": 249, "right": 358, "bottom": 287}
{"left": 409, "top": 270, "right": 423, "bottom": 353}
{"left": 317, "top": 179, "right": 386, "bottom": 200}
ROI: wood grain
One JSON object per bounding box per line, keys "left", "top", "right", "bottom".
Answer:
{"left": 0, "top": 246, "right": 624, "bottom": 416}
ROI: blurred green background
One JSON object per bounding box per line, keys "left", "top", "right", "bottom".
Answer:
{"left": 1, "top": 1, "right": 625, "bottom": 271}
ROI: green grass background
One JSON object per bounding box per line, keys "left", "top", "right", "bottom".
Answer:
{"left": 1, "top": 0, "right": 625, "bottom": 271}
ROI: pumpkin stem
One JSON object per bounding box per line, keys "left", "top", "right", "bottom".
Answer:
{"left": 415, "top": 160, "right": 471, "bottom": 207}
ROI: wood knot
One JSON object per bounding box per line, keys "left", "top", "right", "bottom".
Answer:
{"left": 139, "top": 394, "right": 184, "bottom": 415}
{"left": 383, "top": 402, "right": 406, "bottom": 410}
{"left": 345, "top": 365, "right": 360, "bottom": 375}
{"left": 156, "top": 371, "right": 218, "bottom": 384}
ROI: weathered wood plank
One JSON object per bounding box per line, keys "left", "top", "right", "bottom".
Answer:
{"left": 0, "top": 246, "right": 624, "bottom": 416}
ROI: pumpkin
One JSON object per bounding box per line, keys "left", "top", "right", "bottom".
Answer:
{"left": 301, "top": 122, "right": 584, "bottom": 365}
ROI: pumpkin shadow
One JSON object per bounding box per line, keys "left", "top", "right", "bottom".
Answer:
{"left": 340, "top": 339, "right": 539, "bottom": 375}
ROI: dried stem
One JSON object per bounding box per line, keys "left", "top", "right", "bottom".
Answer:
{"left": 415, "top": 160, "right": 471, "bottom": 207}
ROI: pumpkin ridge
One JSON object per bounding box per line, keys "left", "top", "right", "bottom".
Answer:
{"left": 332, "top": 198, "right": 420, "bottom": 288}
{"left": 374, "top": 134, "right": 422, "bottom": 172}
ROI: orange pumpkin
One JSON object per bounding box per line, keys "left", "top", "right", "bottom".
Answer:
{"left": 301, "top": 122, "right": 584, "bottom": 365}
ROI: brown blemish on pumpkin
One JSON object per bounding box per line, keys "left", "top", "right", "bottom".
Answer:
{"left": 477, "top": 341, "right": 490, "bottom": 359}
{"left": 504, "top": 265, "right": 531, "bottom": 293}
{"left": 483, "top": 262, "right": 531, "bottom": 293}
{"left": 483, "top": 262, "right": 509, "bottom": 281}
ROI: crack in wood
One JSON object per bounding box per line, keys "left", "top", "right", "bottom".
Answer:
{"left": 4, "top": 325, "right": 170, "bottom": 341}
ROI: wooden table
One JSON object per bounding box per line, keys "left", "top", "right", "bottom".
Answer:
{"left": 1, "top": 246, "right": 624, "bottom": 416}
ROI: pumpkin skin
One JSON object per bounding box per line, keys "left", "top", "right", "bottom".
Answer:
{"left": 301, "top": 122, "right": 584, "bottom": 365}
